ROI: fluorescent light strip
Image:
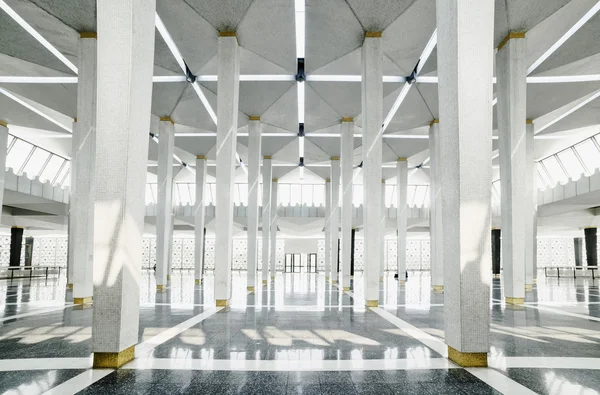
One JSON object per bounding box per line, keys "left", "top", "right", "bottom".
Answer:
{"left": 299, "top": 136, "right": 305, "bottom": 157}
{"left": 528, "top": 0, "right": 600, "bottom": 75}
{"left": 306, "top": 75, "right": 362, "bottom": 82}
{"left": 527, "top": 75, "right": 600, "bottom": 83}
{"left": 0, "top": 76, "right": 78, "bottom": 83}
{"left": 153, "top": 76, "right": 187, "bottom": 82}
{"left": 299, "top": 166, "right": 304, "bottom": 179}
{"left": 155, "top": 13, "right": 186, "bottom": 72}
{"left": 241, "top": 74, "right": 296, "bottom": 81}
{"left": 0, "top": 87, "right": 71, "bottom": 133}
{"left": 191, "top": 81, "right": 217, "bottom": 125}
{"left": 537, "top": 90, "right": 600, "bottom": 133}
{"left": 295, "top": 0, "right": 305, "bottom": 58}
{"left": 415, "top": 29, "right": 437, "bottom": 76}
{"left": 0, "top": 0, "right": 78, "bottom": 74}
{"left": 297, "top": 82, "right": 305, "bottom": 124}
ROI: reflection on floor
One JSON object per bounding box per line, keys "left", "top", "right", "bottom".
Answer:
{"left": 0, "top": 270, "right": 598, "bottom": 394}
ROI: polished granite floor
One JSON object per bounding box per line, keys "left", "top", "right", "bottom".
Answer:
{"left": 0, "top": 270, "right": 598, "bottom": 394}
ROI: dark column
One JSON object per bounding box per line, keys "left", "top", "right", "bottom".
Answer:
{"left": 9, "top": 227, "right": 23, "bottom": 267}
{"left": 574, "top": 237, "right": 583, "bottom": 267}
{"left": 585, "top": 227, "right": 597, "bottom": 267}
{"left": 492, "top": 229, "right": 501, "bottom": 275}
{"left": 350, "top": 229, "right": 355, "bottom": 276}
{"left": 24, "top": 237, "right": 34, "bottom": 266}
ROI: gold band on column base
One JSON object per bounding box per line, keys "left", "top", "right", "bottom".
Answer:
{"left": 67, "top": 283, "right": 73, "bottom": 290}
{"left": 532, "top": 278, "right": 537, "bottom": 283}
{"left": 195, "top": 279, "right": 201, "bottom": 284}
{"left": 332, "top": 280, "right": 338, "bottom": 284}
{"left": 73, "top": 297, "right": 92, "bottom": 305}
{"left": 166, "top": 275, "right": 171, "bottom": 281}
{"left": 93, "top": 345, "right": 135, "bottom": 368}
{"left": 343, "top": 287, "right": 350, "bottom": 291}
{"left": 216, "top": 299, "right": 230, "bottom": 307}
{"left": 262, "top": 280, "right": 268, "bottom": 285}
{"left": 447, "top": 346, "right": 487, "bottom": 367}
{"left": 365, "top": 300, "right": 378, "bottom": 307}
{"left": 379, "top": 277, "right": 383, "bottom": 282}
{"left": 156, "top": 285, "right": 166, "bottom": 292}
{"left": 398, "top": 280, "right": 406, "bottom": 285}
{"left": 271, "top": 276, "right": 275, "bottom": 280}
{"left": 432, "top": 285, "right": 444, "bottom": 292}
{"left": 525, "top": 284, "right": 533, "bottom": 292}
{"left": 247, "top": 286, "right": 255, "bottom": 292}
{"left": 505, "top": 296, "right": 524, "bottom": 305}
{"left": 325, "top": 277, "right": 330, "bottom": 281}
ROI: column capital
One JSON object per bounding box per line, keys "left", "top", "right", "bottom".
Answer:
{"left": 80, "top": 32, "right": 97, "bottom": 39}
{"left": 341, "top": 117, "right": 354, "bottom": 122}
{"left": 272, "top": 178, "right": 278, "bottom": 183}
{"left": 0, "top": 120, "right": 7, "bottom": 127}
{"left": 263, "top": 155, "right": 272, "bottom": 159}
{"left": 365, "top": 32, "right": 382, "bottom": 38}
{"left": 397, "top": 157, "right": 407, "bottom": 162}
{"left": 196, "top": 155, "right": 206, "bottom": 160}
{"left": 526, "top": 119, "right": 533, "bottom": 124}
{"left": 430, "top": 119, "right": 439, "bottom": 126}
{"left": 219, "top": 31, "right": 238, "bottom": 43}
{"left": 331, "top": 156, "right": 340, "bottom": 160}
{"left": 249, "top": 116, "right": 261, "bottom": 121}
{"left": 159, "top": 116, "right": 174, "bottom": 124}
{"left": 326, "top": 178, "right": 331, "bottom": 182}
{"left": 498, "top": 32, "right": 526, "bottom": 51}
{"left": 381, "top": 179, "right": 385, "bottom": 184}
{"left": 585, "top": 226, "right": 597, "bottom": 229}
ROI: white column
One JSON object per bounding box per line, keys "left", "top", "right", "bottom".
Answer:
{"left": 497, "top": 32, "right": 527, "bottom": 305}
{"left": 67, "top": 121, "right": 77, "bottom": 289}
{"left": 330, "top": 157, "right": 340, "bottom": 284}
{"left": 436, "top": 0, "right": 493, "bottom": 367}
{"left": 396, "top": 158, "right": 408, "bottom": 283}
{"left": 525, "top": 120, "right": 537, "bottom": 285}
{"left": 194, "top": 156, "right": 207, "bottom": 284}
{"left": 247, "top": 117, "right": 262, "bottom": 291}
{"left": 72, "top": 33, "right": 97, "bottom": 304}
{"left": 381, "top": 180, "right": 386, "bottom": 280}
{"left": 324, "top": 178, "right": 331, "bottom": 281}
{"left": 0, "top": 122, "right": 8, "bottom": 218}
{"left": 214, "top": 32, "right": 240, "bottom": 307}
{"left": 92, "top": 0, "right": 155, "bottom": 368}
{"left": 261, "top": 157, "right": 272, "bottom": 285}
{"left": 155, "top": 118, "right": 174, "bottom": 291}
{"left": 429, "top": 120, "right": 443, "bottom": 290}
{"left": 270, "top": 179, "right": 278, "bottom": 280}
{"left": 340, "top": 119, "right": 353, "bottom": 290}
{"left": 361, "top": 32, "right": 383, "bottom": 307}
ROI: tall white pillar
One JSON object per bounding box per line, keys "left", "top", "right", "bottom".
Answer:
{"left": 261, "top": 157, "right": 272, "bottom": 285}
{"left": 270, "top": 179, "right": 278, "bottom": 280}
{"left": 330, "top": 157, "right": 340, "bottom": 284}
{"left": 396, "top": 158, "right": 408, "bottom": 283}
{"left": 194, "top": 155, "right": 207, "bottom": 284}
{"left": 340, "top": 119, "right": 353, "bottom": 290}
{"left": 361, "top": 32, "right": 383, "bottom": 307}
{"left": 436, "top": 0, "right": 493, "bottom": 367}
{"left": 324, "top": 178, "right": 331, "bottom": 281}
{"left": 155, "top": 118, "right": 174, "bottom": 291}
{"left": 381, "top": 180, "right": 386, "bottom": 280}
{"left": 0, "top": 122, "right": 9, "bottom": 218}
{"left": 429, "top": 120, "right": 443, "bottom": 290}
{"left": 92, "top": 0, "right": 155, "bottom": 368}
{"left": 214, "top": 32, "right": 240, "bottom": 307}
{"left": 72, "top": 33, "right": 97, "bottom": 304}
{"left": 525, "top": 120, "right": 537, "bottom": 285}
{"left": 67, "top": 122, "right": 77, "bottom": 289}
{"left": 247, "top": 117, "right": 262, "bottom": 291}
{"left": 497, "top": 32, "right": 527, "bottom": 305}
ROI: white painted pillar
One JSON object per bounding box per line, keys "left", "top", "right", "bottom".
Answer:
{"left": 381, "top": 180, "right": 386, "bottom": 280}
{"left": 92, "top": 0, "right": 155, "bottom": 368}
{"left": 429, "top": 120, "right": 443, "bottom": 290}
{"left": 261, "top": 157, "right": 272, "bottom": 285}
{"left": 340, "top": 119, "right": 353, "bottom": 290}
{"left": 270, "top": 178, "right": 278, "bottom": 280}
{"left": 67, "top": 121, "right": 77, "bottom": 289}
{"left": 436, "top": 0, "right": 493, "bottom": 367}
{"left": 155, "top": 118, "right": 174, "bottom": 291}
{"left": 396, "top": 158, "right": 408, "bottom": 283}
{"left": 214, "top": 32, "right": 240, "bottom": 307}
{"left": 497, "top": 32, "right": 527, "bottom": 305}
{"left": 330, "top": 157, "right": 340, "bottom": 284}
{"left": 525, "top": 120, "right": 537, "bottom": 285}
{"left": 324, "top": 178, "right": 331, "bottom": 281}
{"left": 72, "top": 33, "right": 97, "bottom": 304}
{"left": 0, "top": 122, "right": 9, "bottom": 218}
{"left": 361, "top": 31, "right": 383, "bottom": 307}
{"left": 194, "top": 156, "right": 207, "bottom": 284}
{"left": 247, "top": 117, "right": 262, "bottom": 291}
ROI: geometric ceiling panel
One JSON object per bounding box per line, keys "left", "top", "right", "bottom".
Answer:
{"left": 27, "top": 0, "right": 96, "bottom": 31}
{"left": 239, "top": 81, "right": 295, "bottom": 117}
{"left": 345, "top": 0, "right": 418, "bottom": 32}
{"left": 181, "top": 0, "right": 254, "bottom": 31}
{"left": 305, "top": 0, "right": 363, "bottom": 72}
{"left": 173, "top": 135, "right": 216, "bottom": 157}
{"left": 527, "top": 81, "right": 600, "bottom": 120}
{"left": 385, "top": 84, "right": 433, "bottom": 132}
{"left": 237, "top": 0, "right": 296, "bottom": 73}
{"left": 305, "top": 83, "right": 342, "bottom": 131}
{"left": 541, "top": 96, "right": 600, "bottom": 135}
{"left": 0, "top": 83, "right": 77, "bottom": 118}
{"left": 414, "top": 83, "right": 438, "bottom": 119}
{"left": 311, "top": 46, "right": 404, "bottom": 76}
{"left": 151, "top": 82, "right": 188, "bottom": 118}
{"left": 261, "top": 85, "right": 297, "bottom": 132}
{"left": 384, "top": 136, "right": 430, "bottom": 161}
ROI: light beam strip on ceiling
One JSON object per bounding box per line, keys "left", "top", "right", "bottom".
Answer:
{"left": 528, "top": 0, "right": 600, "bottom": 75}
{"left": 382, "top": 30, "right": 437, "bottom": 133}
{"left": 295, "top": 0, "right": 305, "bottom": 179}
{"left": 0, "top": 0, "right": 78, "bottom": 74}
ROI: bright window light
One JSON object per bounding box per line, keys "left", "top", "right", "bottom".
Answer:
{"left": 0, "top": 0, "right": 78, "bottom": 74}
{"left": 297, "top": 82, "right": 305, "bottom": 124}
{"left": 294, "top": 0, "right": 305, "bottom": 58}
{"left": 528, "top": 1, "right": 600, "bottom": 74}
